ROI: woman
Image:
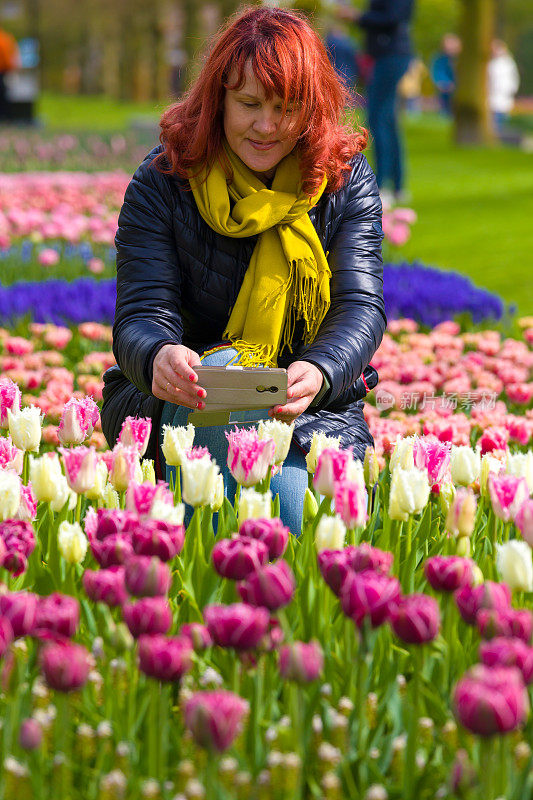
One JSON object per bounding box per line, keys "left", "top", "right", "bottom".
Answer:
{"left": 101, "top": 7, "right": 386, "bottom": 532}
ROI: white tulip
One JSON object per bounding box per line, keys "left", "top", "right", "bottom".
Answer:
{"left": 181, "top": 455, "right": 220, "bottom": 508}
{"left": 389, "top": 436, "right": 416, "bottom": 473}
{"left": 0, "top": 469, "right": 22, "bottom": 521}
{"left": 480, "top": 453, "right": 504, "bottom": 497}
{"left": 7, "top": 406, "right": 43, "bottom": 452}
{"left": 85, "top": 460, "right": 109, "bottom": 500}
{"left": 258, "top": 419, "right": 295, "bottom": 466}
{"left": 102, "top": 482, "right": 120, "bottom": 509}
{"left": 315, "top": 514, "right": 346, "bottom": 552}
{"left": 238, "top": 487, "right": 272, "bottom": 523}
{"left": 29, "top": 452, "right": 63, "bottom": 504}
{"left": 450, "top": 446, "right": 481, "bottom": 487}
{"left": 109, "top": 445, "right": 142, "bottom": 493}
{"left": 50, "top": 475, "right": 77, "bottom": 513}
{"left": 496, "top": 540, "right": 533, "bottom": 593}
{"left": 58, "top": 521, "right": 88, "bottom": 565}
{"left": 149, "top": 499, "right": 185, "bottom": 526}
{"left": 506, "top": 452, "right": 533, "bottom": 495}
{"left": 210, "top": 474, "right": 225, "bottom": 513}
{"left": 388, "top": 466, "right": 430, "bottom": 521}
{"left": 305, "top": 432, "right": 340, "bottom": 474}
{"left": 161, "top": 423, "right": 195, "bottom": 467}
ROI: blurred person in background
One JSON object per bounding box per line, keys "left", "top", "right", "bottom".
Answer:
{"left": 0, "top": 26, "right": 19, "bottom": 120}
{"left": 430, "top": 33, "right": 461, "bottom": 116}
{"left": 488, "top": 39, "right": 520, "bottom": 137}
{"left": 399, "top": 56, "right": 428, "bottom": 114}
{"left": 325, "top": 22, "right": 360, "bottom": 98}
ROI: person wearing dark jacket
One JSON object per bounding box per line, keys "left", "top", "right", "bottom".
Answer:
{"left": 101, "top": 7, "right": 386, "bottom": 532}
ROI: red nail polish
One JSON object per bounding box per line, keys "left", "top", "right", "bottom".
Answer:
{"left": 197, "top": 389, "right": 204, "bottom": 398}
{"left": 197, "top": 401, "right": 205, "bottom": 409}
{"left": 189, "top": 374, "right": 196, "bottom": 382}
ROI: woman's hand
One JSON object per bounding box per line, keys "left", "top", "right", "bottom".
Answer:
{"left": 152, "top": 344, "right": 206, "bottom": 409}
{"left": 269, "top": 360, "right": 323, "bottom": 423}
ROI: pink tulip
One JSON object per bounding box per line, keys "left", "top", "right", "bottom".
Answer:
{"left": 477, "top": 608, "right": 532, "bottom": 643}
{"left": 413, "top": 436, "right": 451, "bottom": 492}
{"left": 119, "top": 416, "right": 152, "bottom": 457}
{"left": 453, "top": 664, "right": 529, "bottom": 736}
{"left": 131, "top": 519, "right": 185, "bottom": 561}
{"left": 138, "top": 634, "right": 193, "bottom": 682}
{"left": 279, "top": 640, "right": 324, "bottom": 682}
{"left": 455, "top": 581, "right": 511, "bottom": 626}
{"left": 180, "top": 623, "right": 212, "bottom": 652}
{"left": 94, "top": 508, "right": 138, "bottom": 540}
{"left": 313, "top": 447, "right": 354, "bottom": 498}
{"left": 317, "top": 548, "right": 355, "bottom": 596}
{"left": 479, "top": 427, "right": 509, "bottom": 456}
{"left": 57, "top": 397, "right": 99, "bottom": 446}
{"left": 238, "top": 560, "right": 295, "bottom": 611}
{"left": 122, "top": 596, "right": 172, "bottom": 638}
{"left": 212, "top": 537, "right": 269, "bottom": 580}
{"left": 59, "top": 445, "right": 98, "bottom": 494}
{"left": 34, "top": 593, "right": 79, "bottom": 639}
{"left": 238, "top": 517, "right": 289, "bottom": 560}
{"left": 41, "top": 642, "right": 91, "bottom": 692}
{"left": 15, "top": 483, "right": 37, "bottom": 523}
{"left": 184, "top": 690, "right": 249, "bottom": 752}
{"left": 0, "top": 520, "right": 35, "bottom": 577}
{"left": 480, "top": 637, "right": 533, "bottom": 685}
{"left": 0, "top": 436, "right": 23, "bottom": 474}
{"left": 488, "top": 474, "right": 529, "bottom": 522}
{"left": 515, "top": 500, "right": 533, "bottom": 547}
{"left": 226, "top": 427, "right": 275, "bottom": 487}
{"left": 204, "top": 603, "right": 269, "bottom": 650}
{"left": 341, "top": 571, "right": 401, "bottom": 629}
{"left": 124, "top": 555, "right": 171, "bottom": 597}
{"left": 38, "top": 248, "right": 60, "bottom": 267}
{"left": 0, "top": 591, "right": 38, "bottom": 637}
{"left": 0, "top": 377, "right": 21, "bottom": 428}
{"left": 87, "top": 257, "right": 105, "bottom": 274}
{"left": 350, "top": 543, "right": 394, "bottom": 575}
{"left": 43, "top": 328, "right": 72, "bottom": 350}
{"left": 334, "top": 480, "right": 368, "bottom": 528}
{"left": 390, "top": 594, "right": 440, "bottom": 644}
{"left": 125, "top": 481, "right": 172, "bottom": 516}
{"left": 19, "top": 718, "right": 43, "bottom": 751}
{"left": 90, "top": 534, "right": 134, "bottom": 568}
{"left": 0, "top": 617, "right": 14, "bottom": 657}
{"left": 387, "top": 221, "right": 410, "bottom": 247}
{"left": 83, "top": 566, "right": 128, "bottom": 607}
{"left": 424, "top": 556, "right": 473, "bottom": 593}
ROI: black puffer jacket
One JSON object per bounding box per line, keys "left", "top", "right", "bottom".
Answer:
{"left": 101, "top": 145, "right": 386, "bottom": 467}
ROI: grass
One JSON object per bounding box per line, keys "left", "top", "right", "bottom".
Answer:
{"left": 27, "top": 96, "right": 533, "bottom": 315}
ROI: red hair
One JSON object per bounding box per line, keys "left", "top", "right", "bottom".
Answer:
{"left": 154, "top": 6, "right": 367, "bottom": 196}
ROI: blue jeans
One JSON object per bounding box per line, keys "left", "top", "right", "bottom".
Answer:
{"left": 158, "top": 347, "right": 308, "bottom": 534}
{"left": 367, "top": 54, "right": 411, "bottom": 192}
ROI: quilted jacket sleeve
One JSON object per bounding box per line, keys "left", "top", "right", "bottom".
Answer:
{"left": 300, "top": 154, "right": 387, "bottom": 406}
{"left": 113, "top": 149, "right": 183, "bottom": 396}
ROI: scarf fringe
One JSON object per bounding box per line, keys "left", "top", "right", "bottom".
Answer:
{"left": 222, "top": 339, "right": 278, "bottom": 368}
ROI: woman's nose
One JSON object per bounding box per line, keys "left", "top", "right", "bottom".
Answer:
{"left": 252, "top": 110, "right": 279, "bottom": 135}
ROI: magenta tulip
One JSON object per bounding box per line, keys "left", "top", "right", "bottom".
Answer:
{"left": 180, "top": 623, "right": 212, "bottom": 652}
{"left": 351, "top": 543, "right": 394, "bottom": 575}
{"left": 453, "top": 664, "right": 529, "bottom": 736}
{"left": 124, "top": 555, "right": 171, "bottom": 597}
{"left": 390, "top": 594, "right": 440, "bottom": 644}
{"left": 515, "top": 499, "right": 533, "bottom": 547}
{"left": 279, "top": 640, "right": 324, "bottom": 683}
{"left": 0, "top": 591, "right": 38, "bottom": 637}
{"left": 132, "top": 519, "right": 184, "bottom": 561}
{"left": 0, "top": 520, "right": 35, "bottom": 577}
{"left": 204, "top": 603, "right": 269, "bottom": 651}
{"left": 341, "top": 571, "right": 401, "bottom": 629}
{"left": 19, "top": 718, "right": 43, "bottom": 751}
{"left": 212, "top": 537, "right": 269, "bottom": 580}
{"left": 317, "top": 549, "right": 354, "bottom": 595}
{"left": 41, "top": 642, "right": 91, "bottom": 692}
{"left": 0, "top": 616, "right": 13, "bottom": 657}
{"left": 83, "top": 567, "right": 128, "bottom": 608}
{"left": 123, "top": 597, "right": 172, "bottom": 638}
{"left": 238, "top": 560, "right": 295, "bottom": 611}
{"left": 477, "top": 608, "right": 532, "bottom": 643}
{"left": 184, "top": 690, "right": 249, "bottom": 752}
{"left": 90, "top": 534, "right": 134, "bottom": 568}
{"left": 424, "top": 556, "right": 473, "bottom": 593}
{"left": 487, "top": 473, "right": 529, "bottom": 523}
{"left": 480, "top": 638, "right": 533, "bottom": 685}
{"left": 239, "top": 518, "right": 289, "bottom": 560}
{"left": 34, "top": 593, "right": 79, "bottom": 639}
{"left": 94, "top": 508, "right": 138, "bottom": 541}
{"left": 138, "top": 634, "right": 193, "bottom": 682}
{"left": 455, "top": 581, "right": 511, "bottom": 626}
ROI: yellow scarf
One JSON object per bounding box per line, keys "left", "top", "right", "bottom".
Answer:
{"left": 189, "top": 143, "right": 330, "bottom": 367}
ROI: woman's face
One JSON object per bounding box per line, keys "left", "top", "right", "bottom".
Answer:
{"left": 223, "top": 62, "right": 299, "bottom": 181}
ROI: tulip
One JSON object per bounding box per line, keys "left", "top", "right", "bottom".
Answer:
{"left": 0, "top": 520, "right": 35, "bottom": 577}
{"left": 142, "top": 458, "right": 156, "bottom": 485}
{"left": 305, "top": 432, "right": 340, "bottom": 474}
{"left": 204, "top": 603, "right": 269, "bottom": 650}
{"left": 148, "top": 498, "right": 185, "bottom": 527}
{"left": 445, "top": 488, "right": 477, "bottom": 538}
{"left": 83, "top": 567, "right": 128, "bottom": 607}
{"left": 238, "top": 517, "right": 289, "bottom": 561}
{"left": 0, "top": 377, "right": 21, "bottom": 429}
{"left": 122, "top": 597, "right": 172, "bottom": 637}
{"left": 506, "top": 452, "right": 533, "bottom": 494}
{"left": 317, "top": 549, "right": 355, "bottom": 596}
{"left": 0, "top": 617, "right": 14, "bottom": 657}
{"left": 0, "top": 470, "right": 22, "bottom": 521}
{"left": 303, "top": 487, "right": 319, "bottom": 524}
{"left": 488, "top": 474, "right": 529, "bottom": 523}
{"left": 124, "top": 555, "right": 171, "bottom": 597}
{"left": 279, "top": 640, "right": 324, "bottom": 683}
{"left": 15, "top": 482, "right": 37, "bottom": 523}
{"left": 258, "top": 418, "right": 294, "bottom": 466}
{"left": 515, "top": 499, "right": 533, "bottom": 547}
{"left": 119, "top": 416, "right": 152, "bottom": 457}
{"left": 132, "top": 519, "right": 185, "bottom": 561}
{"left": 34, "top": 593, "right": 80, "bottom": 639}
{"left": 315, "top": 515, "right": 346, "bottom": 552}
{"left": 351, "top": 543, "right": 393, "bottom": 575}
{"left": 450, "top": 446, "right": 480, "bottom": 487}
{"left": 0, "top": 436, "right": 23, "bottom": 475}
{"left": 450, "top": 749, "right": 477, "bottom": 797}
{"left": 389, "top": 436, "right": 415, "bottom": 472}
{"left": 125, "top": 481, "right": 173, "bottom": 516}
{"left": 57, "top": 397, "right": 99, "bottom": 446}
{"left": 226, "top": 427, "right": 275, "bottom": 487}
{"left": 41, "top": 642, "right": 91, "bottom": 692}
{"left": 109, "top": 444, "right": 142, "bottom": 493}
{"left": 7, "top": 406, "right": 43, "bottom": 452}
{"left": 102, "top": 483, "right": 120, "bottom": 509}
{"left": 480, "top": 638, "right": 533, "bottom": 685}
{"left": 94, "top": 508, "right": 138, "bottom": 540}
{"left": 341, "top": 571, "right": 401, "bottom": 629}
{"left": 390, "top": 594, "right": 440, "bottom": 644}
{"left": 19, "top": 718, "right": 43, "bottom": 751}
{"left": 480, "top": 453, "right": 505, "bottom": 498}
{"left": 0, "top": 591, "right": 38, "bottom": 637}
{"left": 477, "top": 607, "right": 532, "bottom": 643}
{"left": 161, "top": 423, "right": 195, "bottom": 467}
{"left": 84, "top": 461, "right": 108, "bottom": 501}
{"left": 388, "top": 467, "right": 430, "bottom": 521}
{"left": 238, "top": 488, "right": 272, "bottom": 523}
{"left": 50, "top": 475, "right": 77, "bottom": 513}
{"left": 363, "top": 446, "right": 380, "bottom": 489}
{"left": 91, "top": 533, "right": 134, "bottom": 568}
{"left": 181, "top": 453, "right": 220, "bottom": 507}
{"left": 453, "top": 664, "right": 529, "bottom": 736}
{"left": 58, "top": 521, "right": 88, "bottom": 564}
{"left": 238, "top": 560, "right": 295, "bottom": 611}
{"left": 313, "top": 448, "right": 356, "bottom": 498}
{"left": 454, "top": 581, "right": 511, "bottom": 626}
{"left": 180, "top": 623, "right": 212, "bottom": 652}
{"left": 334, "top": 481, "right": 368, "bottom": 529}
{"left": 212, "top": 537, "right": 269, "bottom": 580}
{"left": 413, "top": 437, "right": 451, "bottom": 491}
{"left": 59, "top": 446, "right": 98, "bottom": 494}
{"left": 29, "top": 452, "right": 64, "bottom": 503}
{"left": 138, "top": 634, "right": 193, "bottom": 682}
{"left": 496, "top": 541, "right": 533, "bottom": 592}
{"left": 209, "top": 473, "right": 225, "bottom": 513}
{"left": 184, "top": 690, "right": 249, "bottom": 752}
{"left": 424, "top": 556, "right": 473, "bottom": 592}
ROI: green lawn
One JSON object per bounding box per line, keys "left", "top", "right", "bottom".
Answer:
{"left": 36, "top": 95, "right": 533, "bottom": 315}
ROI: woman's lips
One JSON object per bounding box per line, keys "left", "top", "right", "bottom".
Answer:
{"left": 248, "top": 140, "right": 278, "bottom": 151}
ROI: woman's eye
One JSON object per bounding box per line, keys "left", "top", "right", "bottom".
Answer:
{"left": 242, "top": 102, "right": 259, "bottom": 108}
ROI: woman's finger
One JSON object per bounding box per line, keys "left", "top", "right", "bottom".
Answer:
{"left": 157, "top": 366, "right": 206, "bottom": 403}
{"left": 153, "top": 377, "right": 206, "bottom": 410}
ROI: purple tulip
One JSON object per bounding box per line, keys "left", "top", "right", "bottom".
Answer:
{"left": 123, "top": 597, "right": 172, "bottom": 638}
{"left": 238, "top": 560, "right": 295, "bottom": 611}
{"left": 132, "top": 519, "right": 185, "bottom": 561}
{"left": 453, "top": 664, "right": 529, "bottom": 736}
{"left": 184, "top": 690, "right": 249, "bottom": 752}
{"left": 350, "top": 543, "right": 393, "bottom": 576}
{"left": 19, "top": 718, "right": 43, "bottom": 750}
{"left": 83, "top": 567, "right": 127, "bottom": 608}
{"left": 390, "top": 594, "right": 440, "bottom": 644}
{"left": 279, "top": 640, "right": 324, "bottom": 683}
{"left": 41, "top": 642, "right": 91, "bottom": 692}
{"left": 424, "top": 556, "right": 473, "bottom": 593}
{"left": 180, "top": 623, "right": 212, "bottom": 652}
{"left": 480, "top": 638, "right": 533, "bottom": 685}
{"left": 204, "top": 603, "right": 269, "bottom": 651}
{"left": 0, "top": 591, "right": 38, "bottom": 637}
{"left": 91, "top": 534, "right": 134, "bottom": 568}
{"left": 34, "top": 593, "right": 80, "bottom": 639}
{"left": 477, "top": 608, "right": 532, "bottom": 643}
{"left": 0, "top": 520, "right": 35, "bottom": 577}
{"left": 212, "top": 537, "right": 269, "bottom": 580}
{"left": 455, "top": 581, "right": 511, "bottom": 626}
{"left": 94, "top": 508, "right": 138, "bottom": 541}
{"left": 239, "top": 518, "right": 290, "bottom": 560}
{"left": 317, "top": 549, "right": 354, "bottom": 596}
{"left": 450, "top": 749, "right": 476, "bottom": 796}
{"left": 124, "top": 555, "right": 171, "bottom": 597}
{"left": 341, "top": 571, "right": 401, "bottom": 629}
{"left": 138, "top": 634, "right": 193, "bottom": 682}
{"left": 0, "top": 616, "right": 13, "bottom": 656}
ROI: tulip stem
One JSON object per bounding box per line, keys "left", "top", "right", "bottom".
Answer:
{"left": 355, "top": 625, "right": 368, "bottom": 785}
{"left": 479, "top": 737, "right": 496, "bottom": 800}
{"left": 22, "top": 450, "right": 30, "bottom": 485}
{"left": 174, "top": 466, "right": 181, "bottom": 504}
{"left": 75, "top": 493, "right": 82, "bottom": 524}
{"left": 148, "top": 680, "right": 160, "bottom": 779}
{"left": 404, "top": 647, "right": 421, "bottom": 800}
{"left": 234, "top": 484, "right": 241, "bottom": 515}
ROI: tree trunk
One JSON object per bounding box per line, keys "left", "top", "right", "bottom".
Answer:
{"left": 454, "top": 0, "right": 496, "bottom": 145}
